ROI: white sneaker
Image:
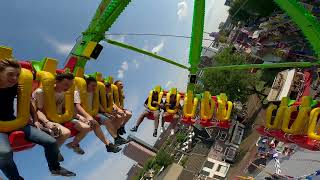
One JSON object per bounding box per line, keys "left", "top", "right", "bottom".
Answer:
{"left": 170, "top": 129, "right": 175, "bottom": 135}
{"left": 160, "top": 127, "right": 164, "bottom": 133}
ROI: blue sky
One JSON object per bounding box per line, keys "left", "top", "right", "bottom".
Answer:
{"left": 0, "top": 0, "right": 228, "bottom": 179}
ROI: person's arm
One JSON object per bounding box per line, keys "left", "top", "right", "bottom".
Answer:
{"left": 75, "top": 103, "right": 93, "bottom": 120}
{"left": 74, "top": 90, "right": 93, "bottom": 120}
{"left": 113, "top": 103, "right": 124, "bottom": 114}
{"left": 33, "top": 89, "right": 54, "bottom": 127}
{"left": 30, "top": 100, "right": 42, "bottom": 129}
{"left": 30, "top": 100, "right": 39, "bottom": 123}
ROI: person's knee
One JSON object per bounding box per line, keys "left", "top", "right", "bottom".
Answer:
{"left": 126, "top": 111, "right": 132, "bottom": 118}
{"left": 61, "top": 129, "right": 71, "bottom": 139}
{"left": 81, "top": 124, "right": 91, "bottom": 133}
{"left": 154, "top": 111, "right": 160, "bottom": 118}
{"left": 91, "top": 120, "right": 100, "bottom": 129}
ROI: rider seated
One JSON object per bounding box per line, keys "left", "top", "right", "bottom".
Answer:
{"left": 73, "top": 77, "right": 123, "bottom": 152}
{"left": 100, "top": 82, "right": 128, "bottom": 146}
{"left": 114, "top": 80, "right": 132, "bottom": 136}
{"left": 33, "top": 73, "right": 90, "bottom": 160}
{"left": 162, "top": 93, "right": 182, "bottom": 135}
{"left": 130, "top": 91, "right": 164, "bottom": 137}
{"left": 0, "top": 59, "right": 75, "bottom": 179}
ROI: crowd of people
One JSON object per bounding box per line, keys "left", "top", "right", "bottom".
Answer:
{"left": 0, "top": 58, "right": 133, "bottom": 180}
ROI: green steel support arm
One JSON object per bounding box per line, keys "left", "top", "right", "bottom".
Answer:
{"left": 187, "top": 0, "right": 205, "bottom": 91}
{"left": 64, "top": 0, "right": 131, "bottom": 72}
{"left": 202, "top": 61, "right": 319, "bottom": 71}
{"left": 106, "top": 39, "right": 189, "bottom": 70}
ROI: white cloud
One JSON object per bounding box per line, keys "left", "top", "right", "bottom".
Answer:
{"left": 43, "top": 35, "right": 74, "bottom": 55}
{"left": 151, "top": 40, "right": 165, "bottom": 54}
{"left": 117, "top": 69, "right": 125, "bottom": 79}
{"left": 121, "top": 61, "right": 129, "bottom": 71}
{"left": 177, "top": 0, "right": 188, "bottom": 20}
{"left": 108, "top": 34, "right": 126, "bottom": 43}
{"left": 133, "top": 59, "right": 140, "bottom": 69}
{"left": 117, "top": 61, "right": 129, "bottom": 79}
{"left": 165, "top": 81, "right": 173, "bottom": 89}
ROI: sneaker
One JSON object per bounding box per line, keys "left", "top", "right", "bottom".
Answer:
{"left": 66, "top": 142, "right": 85, "bottom": 155}
{"left": 117, "top": 128, "right": 124, "bottom": 135}
{"left": 58, "top": 152, "right": 64, "bottom": 162}
{"left": 106, "top": 143, "right": 122, "bottom": 153}
{"left": 170, "top": 129, "right": 175, "bottom": 136}
{"left": 160, "top": 127, "right": 164, "bottom": 133}
{"left": 51, "top": 166, "right": 76, "bottom": 177}
{"left": 114, "top": 136, "right": 129, "bottom": 146}
{"left": 153, "top": 129, "right": 157, "bottom": 137}
{"left": 130, "top": 126, "right": 138, "bottom": 132}
{"left": 121, "top": 126, "right": 127, "bottom": 134}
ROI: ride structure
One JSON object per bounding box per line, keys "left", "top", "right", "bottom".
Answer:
{"left": 0, "top": 0, "right": 319, "bottom": 155}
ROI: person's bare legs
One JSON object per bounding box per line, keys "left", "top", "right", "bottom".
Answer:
{"left": 122, "top": 110, "right": 132, "bottom": 125}
{"left": 153, "top": 111, "right": 160, "bottom": 131}
{"left": 136, "top": 110, "right": 149, "bottom": 127}
{"left": 54, "top": 123, "right": 71, "bottom": 147}
{"left": 152, "top": 111, "right": 160, "bottom": 137}
{"left": 103, "top": 120, "right": 118, "bottom": 139}
{"left": 71, "top": 120, "right": 91, "bottom": 145}
{"left": 90, "top": 120, "right": 111, "bottom": 145}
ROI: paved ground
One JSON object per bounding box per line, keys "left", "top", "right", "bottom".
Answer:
{"left": 227, "top": 95, "right": 266, "bottom": 179}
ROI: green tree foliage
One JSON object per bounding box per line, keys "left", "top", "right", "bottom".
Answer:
{"left": 155, "top": 149, "right": 174, "bottom": 167}
{"left": 229, "top": 0, "right": 278, "bottom": 22}
{"left": 198, "top": 48, "right": 262, "bottom": 102}
{"left": 176, "top": 132, "right": 187, "bottom": 144}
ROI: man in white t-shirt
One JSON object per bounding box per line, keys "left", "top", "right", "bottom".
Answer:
{"left": 73, "top": 77, "right": 122, "bottom": 153}
{"left": 33, "top": 73, "right": 91, "bottom": 161}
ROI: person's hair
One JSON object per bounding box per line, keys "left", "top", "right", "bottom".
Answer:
{"left": 0, "top": 58, "right": 21, "bottom": 72}
{"left": 114, "top": 80, "right": 122, "bottom": 85}
{"left": 169, "top": 94, "right": 177, "bottom": 104}
{"left": 105, "top": 82, "right": 111, "bottom": 88}
{"left": 55, "top": 72, "right": 74, "bottom": 81}
{"left": 152, "top": 91, "right": 159, "bottom": 100}
{"left": 85, "top": 76, "right": 97, "bottom": 85}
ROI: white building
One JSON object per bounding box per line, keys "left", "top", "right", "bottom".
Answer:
{"left": 200, "top": 158, "right": 230, "bottom": 179}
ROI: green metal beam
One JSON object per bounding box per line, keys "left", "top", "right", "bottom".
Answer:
{"left": 106, "top": 39, "right": 189, "bottom": 70}
{"left": 202, "top": 61, "right": 320, "bottom": 71}
{"left": 187, "top": 0, "right": 205, "bottom": 92}
{"left": 188, "top": 0, "right": 205, "bottom": 74}
{"left": 64, "top": 0, "right": 132, "bottom": 72}
{"left": 86, "top": 0, "right": 111, "bottom": 34}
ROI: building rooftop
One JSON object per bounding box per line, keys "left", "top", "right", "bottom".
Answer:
{"left": 126, "top": 164, "right": 143, "bottom": 180}
{"left": 157, "top": 163, "right": 183, "bottom": 180}
{"left": 178, "top": 169, "right": 196, "bottom": 180}
{"left": 127, "top": 134, "right": 158, "bottom": 153}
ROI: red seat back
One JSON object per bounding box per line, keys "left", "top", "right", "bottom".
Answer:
{"left": 163, "top": 114, "right": 173, "bottom": 123}
{"left": 19, "top": 61, "right": 33, "bottom": 71}
{"left": 146, "top": 112, "right": 155, "bottom": 120}
{"left": 182, "top": 116, "right": 196, "bottom": 125}
{"left": 9, "top": 131, "right": 35, "bottom": 152}
{"left": 63, "top": 122, "right": 79, "bottom": 137}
